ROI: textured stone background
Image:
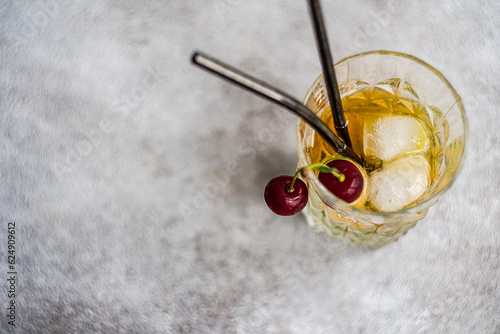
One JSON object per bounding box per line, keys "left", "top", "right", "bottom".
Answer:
{"left": 0, "top": 1, "right": 499, "bottom": 333}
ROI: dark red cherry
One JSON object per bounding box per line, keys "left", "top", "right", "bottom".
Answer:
{"left": 318, "top": 158, "right": 364, "bottom": 203}
{"left": 264, "top": 175, "right": 308, "bottom": 216}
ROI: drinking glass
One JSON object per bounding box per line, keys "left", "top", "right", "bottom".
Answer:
{"left": 296, "top": 50, "right": 467, "bottom": 248}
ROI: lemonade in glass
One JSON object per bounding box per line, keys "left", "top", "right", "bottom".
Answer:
{"left": 297, "top": 51, "right": 467, "bottom": 248}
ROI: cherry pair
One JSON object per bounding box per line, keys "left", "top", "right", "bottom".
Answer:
{"left": 264, "top": 157, "right": 364, "bottom": 216}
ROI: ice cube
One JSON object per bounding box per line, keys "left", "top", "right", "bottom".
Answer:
{"left": 363, "top": 115, "right": 428, "bottom": 163}
{"left": 368, "top": 156, "right": 430, "bottom": 212}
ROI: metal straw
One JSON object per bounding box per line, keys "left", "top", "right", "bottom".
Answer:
{"left": 192, "top": 52, "right": 362, "bottom": 165}
{"left": 308, "top": 0, "right": 352, "bottom": 148}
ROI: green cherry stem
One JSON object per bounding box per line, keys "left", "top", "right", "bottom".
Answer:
{"left": 288, "top": 163, "right": 344, "bottom": 192}
{"left": 307, "top": 163, "right": 345, "bottom": 182}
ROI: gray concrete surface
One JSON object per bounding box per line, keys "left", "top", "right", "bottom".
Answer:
{"left": 0, "top": 1, "right": 499, "bottom": 333}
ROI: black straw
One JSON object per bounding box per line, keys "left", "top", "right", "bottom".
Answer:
{"left": 192, "top": 52, "right": 362, "bottom": 165}
{"left": 308, "top": 0, "right": 352, "bottom": 148}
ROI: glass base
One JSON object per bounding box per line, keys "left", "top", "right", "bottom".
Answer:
{"left": 302, "top": 196, "right": 426, "bottom": 249}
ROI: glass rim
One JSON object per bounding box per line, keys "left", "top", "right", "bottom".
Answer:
{"left": 296, "top": 50, "right": 468, "bottom": 216}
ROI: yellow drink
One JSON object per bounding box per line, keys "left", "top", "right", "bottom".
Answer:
{"left": 307, "top": 79, "right": 445, "bottom": 211}
{"left": 296, "top": 51, "right": 467, "bottom": 248}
